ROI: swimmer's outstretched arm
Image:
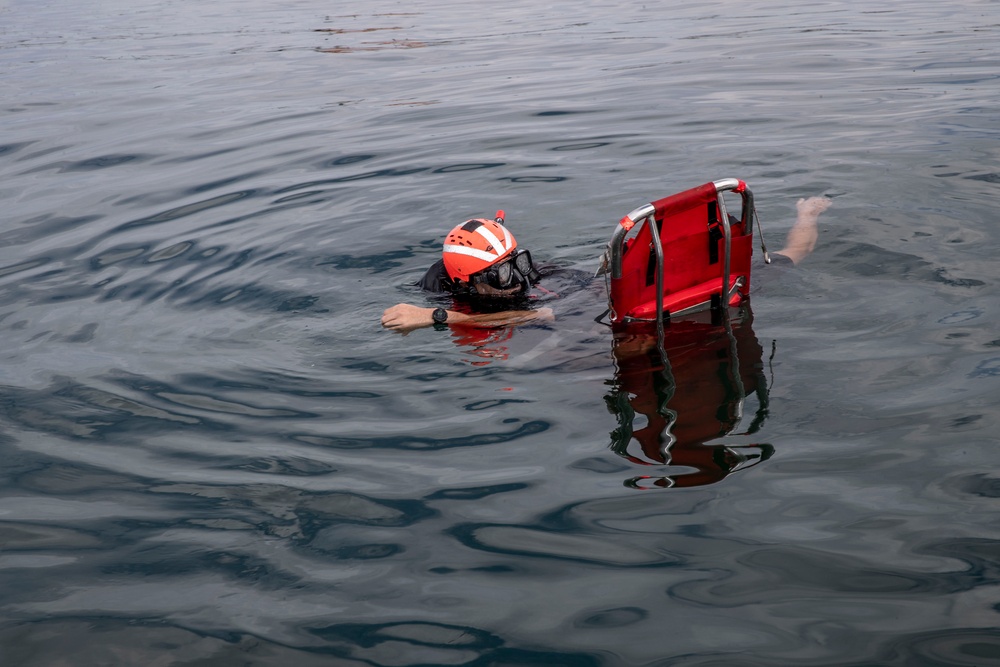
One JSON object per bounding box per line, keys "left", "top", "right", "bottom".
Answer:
{"left": 773, "top": 196, "right": 832, "bottom": 265}
{"left": 381, "top": 303, "right": 554, "bottom": 333}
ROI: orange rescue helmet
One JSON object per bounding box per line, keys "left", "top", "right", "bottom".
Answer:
{"left": 442, "top": 218, "right": 517, "bottom": 284}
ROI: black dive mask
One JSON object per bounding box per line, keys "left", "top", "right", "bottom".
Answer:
{"left": 471, "top": 249, "right": 539, "bottom": 292}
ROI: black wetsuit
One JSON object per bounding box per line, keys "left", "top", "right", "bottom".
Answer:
{"left": 417, "top": 259, "right": 458, "bottom": 293}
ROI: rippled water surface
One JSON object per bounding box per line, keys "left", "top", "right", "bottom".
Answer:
{"left": 3, "top": 0, "right": 1000, "bottom": 664}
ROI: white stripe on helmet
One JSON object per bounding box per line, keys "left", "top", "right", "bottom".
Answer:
{"left": 443, "top": 244, "right": 499, "bottom": 263}
{"left": 499, "top": 225, "right": 512, "bottom": 251}
{"left": 474, "top": 225, "right": 507, "bottom": 256}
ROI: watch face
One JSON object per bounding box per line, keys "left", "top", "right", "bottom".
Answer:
{"left": 433, "top": 308, "right": 447, "bottom": 324}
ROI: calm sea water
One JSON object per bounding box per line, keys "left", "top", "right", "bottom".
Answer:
{"left": 3, "top": 0, "right": 1000, "bottom": 664}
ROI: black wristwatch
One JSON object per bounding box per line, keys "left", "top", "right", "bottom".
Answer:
{"left": 432, "top": 307, "right": 448, "bottom": 324}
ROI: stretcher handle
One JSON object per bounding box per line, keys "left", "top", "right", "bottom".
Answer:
{"left": 608, "top": 179, "right": 749, "bottom": 280}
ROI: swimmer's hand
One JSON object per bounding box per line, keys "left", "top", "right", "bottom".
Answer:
{"left": 381, "top": 304, "right": 554, "bottom": 333}
{"left": 796, "top": 196, "right": 832, "bottom": 217}
{"left": 381, "top": 304, "right": 437, "bottom": 332}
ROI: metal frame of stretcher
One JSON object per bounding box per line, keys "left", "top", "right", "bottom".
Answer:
{"left": 600, "top": 178, "right": 766, "bottom": 328}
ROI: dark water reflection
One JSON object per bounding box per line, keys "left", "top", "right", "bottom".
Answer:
{"left": 606, "top": 309, "right": 773, "bottom": 490}
{"left": 4, "top": 0, "right": 1000, "bottom": 664}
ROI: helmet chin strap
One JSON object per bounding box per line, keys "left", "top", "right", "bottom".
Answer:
{"left": 512, "top": 269, "right": 529, "bottom": 293}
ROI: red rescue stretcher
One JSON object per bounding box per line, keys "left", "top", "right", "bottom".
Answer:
{"left": 599, "top": 178, "right": 767, "bottom": 327}
{"left": 598, "top": 179, "right": 774, "bottom": 488}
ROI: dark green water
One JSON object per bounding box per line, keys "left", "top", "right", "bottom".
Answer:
{"left": 2, "top": 0, "right": 999, "bottom": 664}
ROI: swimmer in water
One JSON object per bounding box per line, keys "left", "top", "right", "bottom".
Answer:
{"left": 380, "top": 197, "right": 831, "bottom": 332}
{"left": 381, "top": 213, "right": 555, "bottom": 332}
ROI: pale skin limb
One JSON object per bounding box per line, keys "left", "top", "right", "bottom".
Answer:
{"left": 381, "top": 303, "right": 554, "bottom": 333}
{"left": 774, "top": 196, "right": 832, "bottom": 265}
